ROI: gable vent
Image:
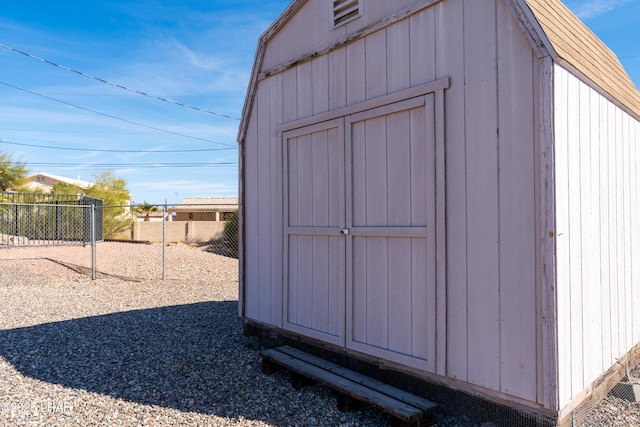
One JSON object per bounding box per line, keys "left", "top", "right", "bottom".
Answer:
{"left": 334, "top": 0, "right": 360, "bottom": 27}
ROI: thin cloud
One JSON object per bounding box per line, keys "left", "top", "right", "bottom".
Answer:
{"left": 570, "top": 0, "right": 631, "bottom": 19}
{"left": 135, "top": 180, "right": 238, "bottom": 197}
{"left": 119, "top": 41, "right": 252, "bottom": 97}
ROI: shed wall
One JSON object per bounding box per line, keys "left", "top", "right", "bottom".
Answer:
{"left": 554, "top": 64, "right": 640, "bottom": 408}
{"left": 261, "top": 0, "right": 436, "bottom": 71}
{"left": 243, "top": 0, "right": 544, "bottom": 406}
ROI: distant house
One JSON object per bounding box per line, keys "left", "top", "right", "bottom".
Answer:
{"left": 169, "top": 197, "right": 238, "bottom": 221}
{"left": 26, "top": 172, "right": 91, "bottom": 193}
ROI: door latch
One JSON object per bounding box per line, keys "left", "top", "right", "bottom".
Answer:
{"left": 340, "top": 228, "right": 350, "bottom": 235}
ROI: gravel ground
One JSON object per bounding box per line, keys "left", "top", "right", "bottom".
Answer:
{"left": 0, "top": 243, "right": 393, "bottom": 427}
{"left": 0, "top": 242, "right": 637, "bottom": 427}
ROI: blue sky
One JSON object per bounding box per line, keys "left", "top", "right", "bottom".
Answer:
{"left": 0, "top": 0, "right": 638, "bottom": 205}
{"left": 0, "top": 0, "right": 291, "bottom": 204}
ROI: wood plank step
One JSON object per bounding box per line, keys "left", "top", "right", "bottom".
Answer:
{"left": 260, "top": 346, "right": 437, "bottom": 425}
{"left": 278, "top": 345, "right": 437, "bottom": 412}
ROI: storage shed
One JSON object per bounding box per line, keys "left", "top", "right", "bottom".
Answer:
{"left": 237, "top": 0, "right": 640, "bottom": 424}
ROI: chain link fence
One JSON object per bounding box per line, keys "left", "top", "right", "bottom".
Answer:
{"left": 0, "top": 196, "right": 238, "bottom": 281}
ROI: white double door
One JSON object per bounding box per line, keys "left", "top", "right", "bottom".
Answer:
{"left": 283, "top": 95, "right": 439, "bottom": 372}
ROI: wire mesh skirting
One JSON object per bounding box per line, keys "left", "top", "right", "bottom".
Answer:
{"left": 372, "top": 362, "right": 640, "bottom": 426}
{"left": 427, "top": 355, "right": 640, "bottom": 426}
{"left": 464, "top": 354, "right": 640, "bottom": 427}
{"left": 563, "top": 358, "right": 640, "bottom": 427}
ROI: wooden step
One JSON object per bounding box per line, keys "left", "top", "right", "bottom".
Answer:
{"left": 260, "top": 345, "right": 437, "bottom": 426}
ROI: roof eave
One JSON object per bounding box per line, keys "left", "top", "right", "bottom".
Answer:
{"left": 237, "top": 0, "right": 308, "bottom": 145}
{"left": 507, "top": 0, "right": 558, "bottom": 60}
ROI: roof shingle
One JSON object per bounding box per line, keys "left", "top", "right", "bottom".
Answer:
{"left": 524, "top": 0, "right": 640, "bottom": 118}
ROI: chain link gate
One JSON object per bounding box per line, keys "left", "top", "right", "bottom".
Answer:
{"left": 1, "top": 192, "right": 103, "bottom": 279}
{"left": 0, "top": 192, "right": 103, "bottom": 246}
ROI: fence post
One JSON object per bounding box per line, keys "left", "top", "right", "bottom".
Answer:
{"left": 162, "top": 202, "right": 166, "bottom": 280}
{"left": 55, "top": 201, "right": 60, "bottom": 241}
{"left": 91, "top": 204, "right": 96, "bottom": 280}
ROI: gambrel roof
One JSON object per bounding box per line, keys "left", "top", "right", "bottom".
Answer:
{"left": 523, "top": 0, "right": 640, "bottom": 118}
{"left": 238, "top": 0, "right": 640, "bottom": 142}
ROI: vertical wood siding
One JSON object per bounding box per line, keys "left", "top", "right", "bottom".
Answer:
{"left": 245, "top": 0, "right": 542, "bottom": 404}
{"left": 435, "top": 0, "right": 468, "bottom": 382}
{"left": 257, "top": 79, "right": 272, "bottom": 323}
{"left": 262, "top": 0, "right": 428, "bottom": 71}
{"left": 270, "top": 74, "right": 284, "bottom": 327}
{"left": 496, "top": 1, "right": 537, "bottom": 400}
{"left": 464, "top": 0, "right": 501, "bottom": 392}
{"left": 244, "top": 105, "right": 260, "bottom": 320}
{"left": 554, "top": 64, "right": 640, "bottom": 408}
{"left": 346, "top": 99, "right": 436, "bottom": 372}
{"left": 283, "top": 120, "right": 345, "bottom": 345}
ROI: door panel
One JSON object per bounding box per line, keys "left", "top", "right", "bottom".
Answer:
{"left": 283, "top": 119, "right": 345, "bottom": 345}
{"left": 281, "top": 94, "right": 441, "bottom": 372}
{"left": 346, "top": 96, "right": 437, "bottom": 372}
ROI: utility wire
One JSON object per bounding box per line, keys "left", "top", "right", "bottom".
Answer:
{"left": 0, "top": 42, "right": 241, "bottom": 120}
{"left": 27, "top": 162, "right": 237, "bottom": 168}
{"left": 1, "top": 139, "right": 236, "bottom": 153}
{"left": 0, "top": 81, "right": 236, "bottom": 147}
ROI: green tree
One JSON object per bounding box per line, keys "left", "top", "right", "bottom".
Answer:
{"left": 0, "top": 152, "right": 28, "bottom": 192}
{"left": 135, "top": 201, "right": 159, "bottom": 221}
{"left": 52, "top": 182, "right": 83, "bottom": 195}
{"left": 84, "top": 170, "right": 132, "bottom": 239}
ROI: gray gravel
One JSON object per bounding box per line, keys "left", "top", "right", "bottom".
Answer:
{"left": 0, "top": 243, "right": 391, "bottom": 427}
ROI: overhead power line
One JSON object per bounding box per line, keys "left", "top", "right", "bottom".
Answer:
{"left": 27, "top": 162, "right": 237, "bottom": 169}
{"left": 0, "top": 81, "right": 236, "bottom": 148}
{"left": 1, "top": 140, "right": 236, "bottom": 153}
{"left": 0, "top": 42, "right": 241, "bottom": 120}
